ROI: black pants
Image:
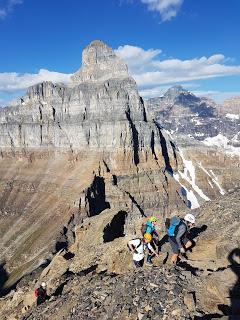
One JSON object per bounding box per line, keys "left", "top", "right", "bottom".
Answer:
{"left": 37, "top": 296, "right": 46, "bottom": 306}
{"left": 169, "top": 235, "right": 189, "bottom": 254}
{"left": 133, "top": 258, "right": 144, "bottom": 268}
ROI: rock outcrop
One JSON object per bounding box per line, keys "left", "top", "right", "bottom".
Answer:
{"left": 0, "top": 41, "right": 194, "bottom": 292}
{"left": 146, "top": 85, "right": 240, "bottom": 198}
{"left": 146, "top": 85, "right": 240, "bottom": 142}
{"left": 0, "top": 189, "right": 239, "bottom": 320}
{"left": 218, "top": 96, "right": 240, "bottom": 116}
{"left": 0, "top": 41, "right": 239, "bottom": 320}
{"left": 71, "top": 40, "right": 129, "bottom": 83}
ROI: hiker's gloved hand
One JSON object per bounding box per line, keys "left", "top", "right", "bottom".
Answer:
{"left": 180, "top": 247, "right": 185, "bottom": 253}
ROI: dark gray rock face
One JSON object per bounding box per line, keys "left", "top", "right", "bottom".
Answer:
{"left": 20, "top": 267, "right": 195, "bottom": 320}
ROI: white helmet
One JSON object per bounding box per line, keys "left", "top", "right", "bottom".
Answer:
{"left": 41, "top": 282, "right": 46, "bottom": 287}
{"left": 184, "top": 213, "right": 195, "bottom": 224}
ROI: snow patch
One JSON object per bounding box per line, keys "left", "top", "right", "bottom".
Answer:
{"left": 225, "top": 113, "right": 239, "bottom": 120}
{"left": 204, "top": 134, "right": 229, "bottom": 148}
{"left": 232, "top": 132, "right": 240, "bottom": 142}
{"left": 198, "top": 162, "right": 225, "bottom": 195}
{"left": 193, "top": 119, "right": 203, "bottom": 125}
{"left": 209, "top": 170, "right": 225, "bottom": 195}
{"left": 203, "top": 134, "right": 240, "bottom": 156}
{"left": 173, "top": 173, "right": 200, "bottom": 209}
{"left": 208, "top": 180, "right": 214, "bottom": 188}
{"left": 179, "top": 150, "right": 210, "bottom": 201}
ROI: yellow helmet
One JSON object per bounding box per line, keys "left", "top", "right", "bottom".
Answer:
{"left": 144, "top": 233, "right": 152, "bottom": 242}
{"left": 149, "top": 216, "right": 157, "bottom": 222}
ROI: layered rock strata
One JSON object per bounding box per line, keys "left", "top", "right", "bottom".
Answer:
{"left": 146, "top": 86, "right": 240, "bottom": 197}
{"left": 0, "top": 41, "right": 190, "bottom": 290}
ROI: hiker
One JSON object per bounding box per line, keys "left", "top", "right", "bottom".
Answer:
{"left": 142, "top": 216, "right": 159, "bottom": 244}
{"left": 168, "top": 213, "right": 195, "bottom": 265}
{"left": 142, "top": 216, "right": 160, "bottom": 258}
{"left": 35, "top": 282, "right": 47, "bottom": 306}
{"left": 128, "top": 233, "right": 159, "bottom": 267}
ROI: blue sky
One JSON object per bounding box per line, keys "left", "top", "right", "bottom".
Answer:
{"left": 0, "top": 0, "right": 240, "bottom": 105}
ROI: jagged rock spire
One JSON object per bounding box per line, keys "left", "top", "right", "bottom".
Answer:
{"left": 71, "top": 40, "right": 129, "bottom": 83}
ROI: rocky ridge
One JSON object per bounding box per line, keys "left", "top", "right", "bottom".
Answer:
{"left": 0, "top": 40, "right": 239, "bottom": 319}
{"left": 0, "top": 189, "right": 239, "bottom": 319}
{"left": 0, "top": 40, "right": 198, "bottom": 292}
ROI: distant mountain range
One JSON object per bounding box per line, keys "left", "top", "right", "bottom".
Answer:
{"left": 146, "top": 85, "right": 240, "bottom": 146}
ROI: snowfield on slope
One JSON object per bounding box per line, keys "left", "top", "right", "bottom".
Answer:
{"left": 203, "top": 134, "right": 240, "bottom": 156}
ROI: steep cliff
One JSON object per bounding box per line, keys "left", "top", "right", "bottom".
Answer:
{"left": 0, "top": 41, "right": 193, "bottom": 292}
{"left": 0, "top": 41, "right": 239, "bottom": 320}
{"left": 146, "top": 86, "right": 240, "bottom": 198}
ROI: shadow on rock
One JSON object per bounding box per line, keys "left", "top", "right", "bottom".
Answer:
{"left": 189, "top": 224, "right": 208, "bottom": 240}
{"left": 0, "top": 262, "right": 8, "bottom": 297}
{"left": 196, "top": 248, "right": 240, "bottom": 319}
{"left": 194, "top": 313, "right": 224, "bottom": 319}
{"left": 228, "top": 248, "right": 240, "bottom": 318}
{"left": 176, "top": 261, "right": 202, "bottom": 276}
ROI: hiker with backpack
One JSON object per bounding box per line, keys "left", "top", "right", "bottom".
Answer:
{"left": 141, "top": 216, "right": 159, "bottom": 245}
{"left": 166, "top": 213, "right": 196, "bottom": 265}
{"left": 35, "top": 282, "right": 47, "bottom": 306}
{"left": 128, "top": 233, "right": 159, "bottom": 267}
{"left": 142, "top": 216, "right": 159, "bottom": 241}
{"left": 141, "top": 216, "right": 159, "bottom": 264}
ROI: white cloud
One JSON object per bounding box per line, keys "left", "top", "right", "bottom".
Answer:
{"left": 193, "top": 90, "right": 240, "bottom": 103}
{"left": 140, "top": 0, "right": 183, "bottom": 21}
{"left": 0, "top": 69, "right": 72, "bottom": 92}
{"left": 139, "top": 85, "right": 169, "bottom": 98}
{"left": 0, "top": 9, "right": 7, "bottom": 18}
{"left": 115, "top": 45, "right": 161, "bottom": 73}
{"left": 0, "top": 0, "right": 23, "bottom": 19}
{"left": 1, "top": 45, "right": 240, "bottom": 105}
{"left": 115, "top": 45, "right": 240, "bottom": 97}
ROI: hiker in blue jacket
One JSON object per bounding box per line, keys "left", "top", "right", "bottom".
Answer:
{"left": 142, "top": 216, "right": 159, "bottom": 265}
{"left": 168, "top": 213, "right": 195, "bottom": 264}
{"left": 144, "top": 216, "right": 159, "bottom": 239}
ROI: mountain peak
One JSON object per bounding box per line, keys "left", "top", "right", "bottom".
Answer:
{"left": 71, "top": 40, "right": 129, "bottom": 83}
{"left": 164, "top": 85, "right": 189, "bottom": 97}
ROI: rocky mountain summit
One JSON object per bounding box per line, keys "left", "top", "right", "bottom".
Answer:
{"left": 146, "top": 85, "right": 240, "bottom": 143}
{"left": 146, "top": 85, "right": 240, "bottom": 199}
{"left": 0, "top": 40, "right": 239, "bottom": 319}
{"left": 219, "top": 96, "right": 240, "bottom": 116}
{"left": 71, "top": 40, "right": 129, "bottom": 83}
{"left": 0, "top": 40, "right": 197, "bottom": 293}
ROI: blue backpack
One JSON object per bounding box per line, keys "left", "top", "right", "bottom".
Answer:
{"left": 141, "top": 220, "right": 154, "bottom": 236}
{"left": 166, "top": 216, "right": 181, "bottom": 236}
